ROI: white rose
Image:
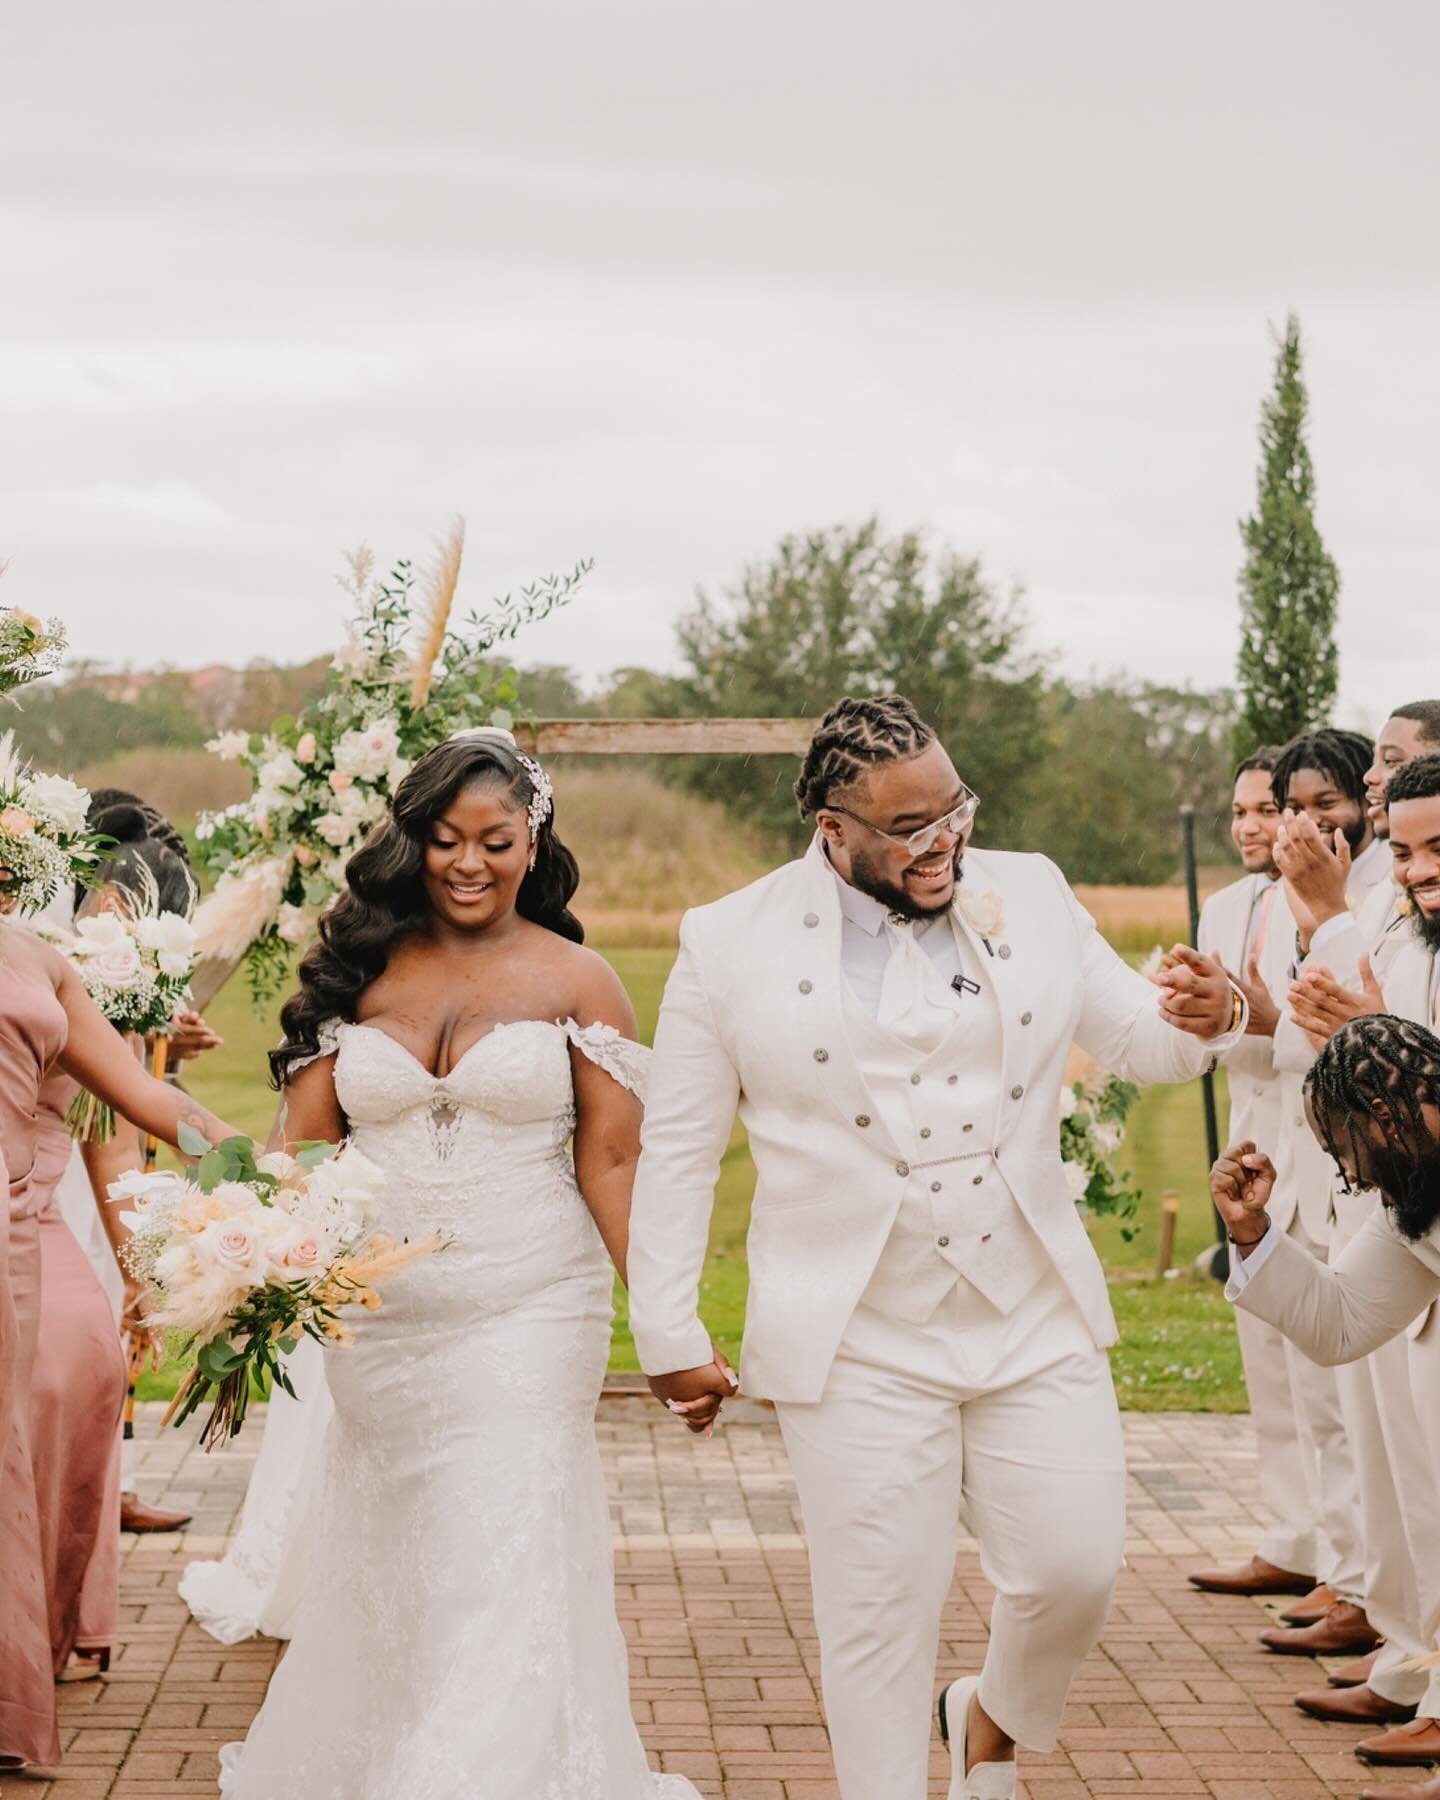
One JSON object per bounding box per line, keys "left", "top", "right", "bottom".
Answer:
{"left": 325, "top": 1145, "right": 386, "bottom": 1218}
{"left": 208, "top": 730, "right": 251, "bottom": 762}
{"left": 314, "top": 811, "right": 357, "bottom": 848}
{"left": 1057, "top": 1087, "right": 1079, "bottom": 1120}
{"left": 73, "top": 914, "right": 144, "bottom": 988}
{"left": 1062, "top": 1159, "right": 1092, "bottom": 1202}
{"left": 387, "top": 755, "right": 412, "bottom": 789}
{"left": 134, "top": 911, "right": 198, "bottom": 978}
{"left": 275, "top": 902, "right": 315, "bottom": 946}
{"left": 20, "top": 771, "right": 90, "bottom": 835}
{"left": 334, "top": 718, "right": 400, "bottom": 781}
{"left": 256, "top": 750, "right": 304, "bottom": 796}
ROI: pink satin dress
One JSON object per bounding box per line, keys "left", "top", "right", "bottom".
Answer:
{"left": 29, "top": 1072, "right": 126, "bottom": 1670}
{"left": 0, "top": 959, "right": 67, "bottom": 1766}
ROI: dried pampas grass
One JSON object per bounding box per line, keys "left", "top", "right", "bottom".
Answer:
{"left": 191, "top": 857, "right": 290, "bottom": 962}
{"left": 408, "top": 516, "right": 465, "bottom": 709}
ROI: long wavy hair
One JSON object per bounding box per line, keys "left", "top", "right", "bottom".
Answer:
{"left": 270, "top": 736, "right": 581, "bottom": 1089}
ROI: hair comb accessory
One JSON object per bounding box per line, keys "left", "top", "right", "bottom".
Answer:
{"left": 447, "top": 725, "right": 553, "bottom": 866}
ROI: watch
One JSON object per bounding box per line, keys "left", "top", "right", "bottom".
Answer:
{"left": 1228, "top": 985, "right": 1245, "bottom": 1035}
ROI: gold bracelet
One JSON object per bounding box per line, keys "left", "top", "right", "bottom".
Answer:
{"left": 1229, "top": 987, "right": 1245, "bottom": 1035}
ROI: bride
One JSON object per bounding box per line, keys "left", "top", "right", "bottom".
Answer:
{"left": 218, "top": 728, "right": 720, "bottom": 1799}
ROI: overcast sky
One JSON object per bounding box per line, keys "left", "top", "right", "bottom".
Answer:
{"left": 4, "top": 1, "right": 1437, "bottom": 728}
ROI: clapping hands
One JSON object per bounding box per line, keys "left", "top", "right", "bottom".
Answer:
{"left": 1287, "top": 954, "right": 1384, "bottom": 1052}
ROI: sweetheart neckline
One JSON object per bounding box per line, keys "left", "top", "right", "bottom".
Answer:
{"left": 338, "top": 1017, "right": 571, "bottom": 1084}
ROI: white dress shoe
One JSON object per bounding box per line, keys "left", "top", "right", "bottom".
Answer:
{"left": 939, "top": 1675, "right": 1018, "bottom": 1800}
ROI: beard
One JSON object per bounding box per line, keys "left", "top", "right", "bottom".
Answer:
{"left": 847, "top": 842, "right": 963, "bottom": 920}
{"left": 1407, "top": 901, "right": 1440, "bottom": 955}
{"left": 1335, "top": 812, "right": 1371, "bottom": 855}
{"left": 1373, "top": 1148, "right": 1440, "bottom": 1240}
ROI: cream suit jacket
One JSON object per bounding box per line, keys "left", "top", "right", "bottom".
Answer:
{"left": 627, "top": 839, "right": 1243, "bottom": 1403}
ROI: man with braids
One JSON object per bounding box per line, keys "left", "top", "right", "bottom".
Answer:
{"left": 1281, "top": 749, "right": 1440, "bottom": 1776}
{"left": 1215, "top": 1010, "right": 1440, "bottom": 1800}
{"left": 1227, "top": 727, "right": 1393, "bottom": 1662}
{"left": 627, "top": 694, "right": 1248, "bottom": 1800}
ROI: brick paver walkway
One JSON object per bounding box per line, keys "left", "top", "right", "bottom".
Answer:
{"left": 5, "top": 1398, "right": 1427, "bottom": 1799}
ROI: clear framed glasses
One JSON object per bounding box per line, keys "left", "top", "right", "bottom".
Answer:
{"left": 826, "top": 789, "right": 980, "bottom": 858}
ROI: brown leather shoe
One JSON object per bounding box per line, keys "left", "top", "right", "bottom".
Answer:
{"left": 1330, "top": 1648, "right": 1382, "bottom": 1687}
{"left": 1279, "top": 1582, "right": 1339, "bottom": 1625}
{"left": 1293, "top": 1683, "right": 1417, "bottom": 1725}
{"left": 1187, "top": 1555, "right": 1317, "bottom": 1597}
{"left": 1260, "top": 1601, "right": 1382, "bottom": 1657}
{"left": 1361, "top": 1778, "right": 1440, "bottom": 1800}
{"left": 120, "top": 1492, "right": 193, "bottom": 1533}
{"left": 1356, "top": 1719, "right": 1440, "bottom": 1767}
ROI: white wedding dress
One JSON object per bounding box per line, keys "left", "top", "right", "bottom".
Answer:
{"left": 218, "top": 1017, "right": 700, "bottom": 1800}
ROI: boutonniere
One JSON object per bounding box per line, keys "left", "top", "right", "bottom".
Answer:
{"left": 957, "top": 887, "right": 1006, "bottom": 956}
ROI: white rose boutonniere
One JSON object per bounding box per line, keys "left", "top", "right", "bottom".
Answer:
{"left": 957, "top": 885, "right": 1005, "bottom": 950}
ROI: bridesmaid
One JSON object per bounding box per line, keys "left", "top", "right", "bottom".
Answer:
{"left": 27, "top": 822, "right": 200, "bottom": 1678}
{"left": 0, "top": 913, "right": 238, "bottom": 1772}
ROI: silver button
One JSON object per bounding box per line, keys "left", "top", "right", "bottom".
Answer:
{"left": 998, "top": 944, "right": 1012, "bottom": 960}
{"left": 896, "top": 1161, "right": 910, "bottom": 1177}
{"left": 947, "top": 1075, "right": 959, "bottom": 1086}
{"left": 855, "top": 1114, "right": 871, "bottom": 1128}
{"left": 814, "top": 1048, "right": 830, "bottom": 1063}
{"left": 973, "top": 1175, "right": 984, "bottom": 1187}
{"left": 930, "top": 1181, "right": 942, "bottom": 1193}
{"left": 963, "top": 1122, "right": 974, "bottom": 1133}
{"left": 981, "top": 1232, "right": 992, "bottom": 1244}
{"left": 909, "top": 1073, "right": 922, "bottom": 1086}
{"left": 938, "top": 1235, "right": 950, "bottom": 1248}
{"left": 1021, "top": 1011, "right": 1033, "bottom": 1026}
{"left": 1011, "top": 1085, "right": 1024, "bottom": 1100}
{"left": 798, "top": 980, "right": 813, "bottom": 995}
{"left": 803, "top": 913, "right": 820, "bottom": 928}
{"left": 920, "top": 1127, "right": 932, "bottom": 1139}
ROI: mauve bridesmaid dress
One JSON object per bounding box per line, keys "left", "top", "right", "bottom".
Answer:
{"left": 0, "top": 959, "right": 67, "bottom": 1766}
{"left": 29, "top": 1071, "right": 126, "bottom": 1671}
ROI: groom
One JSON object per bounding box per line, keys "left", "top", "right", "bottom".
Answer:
{"left": 627, "top": 695, "right": 1246, "bottom": 1800}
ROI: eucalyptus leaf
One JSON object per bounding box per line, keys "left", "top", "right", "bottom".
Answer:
{"left": 177, "top": 1120, "right": 211, "bottom": 1158}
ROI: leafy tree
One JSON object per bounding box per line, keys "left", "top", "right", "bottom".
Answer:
{"left": 665, "top": 518, "right": 1045, "bottom": 848}
{"left": 1235, "top": 314, "right": 1340, "bottom": 755}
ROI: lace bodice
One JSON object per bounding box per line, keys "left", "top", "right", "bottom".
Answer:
{"left": 310, "top": 1019, "right": 648, "bottom": 1320}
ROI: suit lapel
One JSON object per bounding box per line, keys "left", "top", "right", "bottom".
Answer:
{"left": 949, "top": 853, "right": 1013, "bottom": 1089}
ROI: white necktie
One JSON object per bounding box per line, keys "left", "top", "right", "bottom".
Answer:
{"left": 876, "top": 914, "right": 957, "bottom": 1055}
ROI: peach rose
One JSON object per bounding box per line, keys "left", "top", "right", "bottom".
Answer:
{"left": 0, "top": 807, "right": 35, "bottom": 836}
{"left": 294, "top": 732, "right": 318, "bottom": 764}
{"left": 328, "top": 770, "right": 354, "bottom": 794}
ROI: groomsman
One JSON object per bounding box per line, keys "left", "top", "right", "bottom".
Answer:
{"left": 1256, "top": 730, "right": 1390, "bottom": 1658}
{"left": 1188, "top": 750, "right": 1328, "bottom": 1600}
{"left": 1288, "top": 743, "right": 1440, "bottom": 1787}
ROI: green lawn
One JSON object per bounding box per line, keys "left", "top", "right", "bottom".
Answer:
{"left": 152, "top": 950, "right": 1247, "bottom": 1410}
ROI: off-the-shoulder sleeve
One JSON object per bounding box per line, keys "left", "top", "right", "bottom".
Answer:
{"left": 288, "top": 1019, "right": 345, "bottom": 1076}
{"left": 562, "top": 1019, "right": 649, "bottom": 1101}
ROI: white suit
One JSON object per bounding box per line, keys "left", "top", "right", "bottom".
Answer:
{"left": 1203, "top": 873, "right": 1325, "bottom": 1579}
{"left": 629, "top": 840, "right": 1242, "bottom": 1797}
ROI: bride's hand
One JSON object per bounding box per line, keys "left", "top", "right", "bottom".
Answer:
{"left": 648, "top": 1343, "right": 738, "bottom": 1437}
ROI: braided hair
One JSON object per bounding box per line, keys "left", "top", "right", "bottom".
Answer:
{"left": 1270, "top": 729, "right": 1374, "bottom": 812}
{"left": 1306, "top": 1014, "right": 1440, "bottom": 1239}
{"left": 794, "top": 695, "right": 935, "bottom": 820}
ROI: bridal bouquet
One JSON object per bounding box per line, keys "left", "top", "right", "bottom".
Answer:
{"left": 1058, "top": 1073, "right": 1142, "bottom": 1237}
{"left": 38, "top": 879, "right": 201, "bottom": 1140}
{"left": 0, "top": 607, "right": 66, "bottom": 697}
{"left": 194, "top": 523, "right": 590, "bottom": 1002}
{"left": 118, "top": 1129, "right": 442, "bottom": 1448}
{"left": 0, "top": 732, "right": 103, "bottom": 914}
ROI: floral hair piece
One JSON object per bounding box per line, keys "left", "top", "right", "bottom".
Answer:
{"left": 447, "top": 726, "right": 554, "bottom": 865}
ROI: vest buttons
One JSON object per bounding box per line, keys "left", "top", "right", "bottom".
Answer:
{"left": 896, "top": 1161, "right": 910, "bottom": 1177}
{"left": 799, "top": 979, "right": 813, "bottom": 995}
{"left": 963, "top": 1122, "right": 974, "bottom": 1133}
{"left": 814, "top": 1048, "right": 830, "bottom": 1063}
{"left": 855, "top": 1114, "right": 871, "bottom": 1128}
{"left": 937, "top": 1235, "right": 951, "bottom": 1248}
{"left": 998, "top": 944, "right": 1012, "bottom": 960}
{"left": 803, "top": 912, "right": 820, "bottom": 928}
{"left": 1011, "top": 1085, "right": 1025, "bottom": 1100}
{"left": 1021, "top": 1011, "right": 1033, "bottom": 1026}
{"left": 930, "top": 1181, "right": 943, "bottom": 1193}
{"left": 973, "top": 1174, "right": 984, "bottom": 1186}
{"left": 947, "top": 1074, "right": 959, "bottom": 1086}
{"left": 920, "top": 1127, "right": 932, "bottom": 1139}
{"left": 909, "top": 1073, "right": 922, "bottom": 1085}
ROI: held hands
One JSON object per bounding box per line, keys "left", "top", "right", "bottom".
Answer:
{"left": 1286, "top": 954, "right": 1384, "bottom": 1052}
{"left": 1274, "top": 810, "right": 1350, "bottom": 943}
{"left": 1150, "top": 945, "right": 1240, "bottom": 1040}
{"left": 648, "top": 1342, "right": 740, "bottom": 1438}
{"left": 1210, "top": 1140, "right": 1276, "bottom": 1252}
